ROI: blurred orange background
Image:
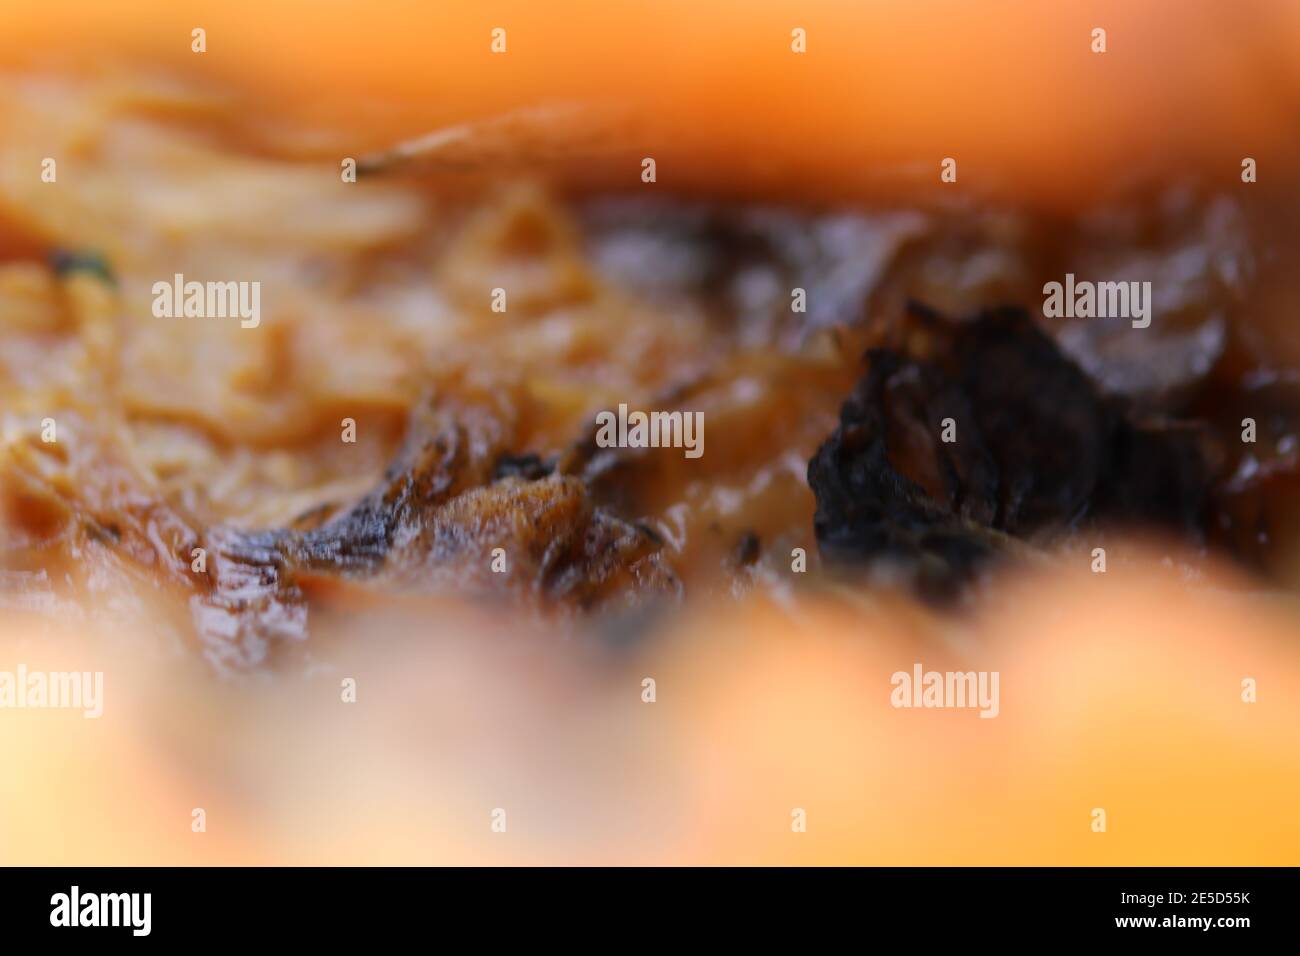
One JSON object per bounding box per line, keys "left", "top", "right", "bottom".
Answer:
{"left": 3, "top": 555, "right": 1300, "bottom": 865}
{"left": 2, "top": 0, "right": 1298, "bottom": 209}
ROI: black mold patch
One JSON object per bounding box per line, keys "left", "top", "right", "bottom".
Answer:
{"left": 807, "top": 305, "right": 1214, "bottom": 600}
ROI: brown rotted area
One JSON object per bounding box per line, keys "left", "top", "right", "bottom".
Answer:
{"left": 808, "top": 305, "right": 1218, "bottom": 600}
{"left": 199, "top": 389, "right": 681, "bottom": 668}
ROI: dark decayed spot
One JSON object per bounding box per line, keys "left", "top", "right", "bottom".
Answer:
{"left": 807, "top": 305, "right": 1216, "bottom": 601}
{"left": 731, "top": 530, "right": 761, "bottom": 568}
{"left": 49, "top": 249, "right": 116, "bottom": 285}
{"left": 492, "top": 452, "right": 554, "bottom": 482}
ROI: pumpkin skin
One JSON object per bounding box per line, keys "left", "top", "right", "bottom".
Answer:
{"left": 3, "top": 0, "right": 1299, "bottom": 211}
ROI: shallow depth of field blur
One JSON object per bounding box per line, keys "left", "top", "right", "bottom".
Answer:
{"left": 4, "top": 556, "right": 1300, "bottom": 865}
{"left": 2, "top": 1, "right": 1300, "bottom": 865}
